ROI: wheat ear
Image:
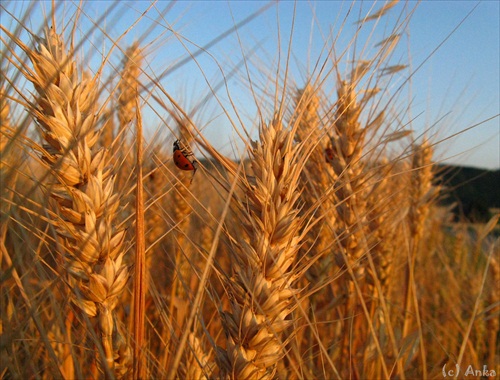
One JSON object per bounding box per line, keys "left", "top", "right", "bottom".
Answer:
{"left": 328, "top": 79, "right": 371, "bottom": 278}
{"left": 7, "top": 25, "right": 130, "bottom": 376}
{"left": 402, "top": 139, "right": 437, "bottom": 377}
{"left": 294, "top": 85, "right": 336, "bottom": 281}
{"left": 216, "top": 116, "right": 309, "bottom": 379}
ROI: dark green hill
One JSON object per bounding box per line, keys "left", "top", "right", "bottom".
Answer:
{"left": 437, "top": 165, "right": 500, "bottom": 222}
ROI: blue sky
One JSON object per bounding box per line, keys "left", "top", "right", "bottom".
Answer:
{"left": 3, "top": 1, "right": 499, "bottom": 169}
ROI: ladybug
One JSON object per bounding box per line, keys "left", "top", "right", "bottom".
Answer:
{"left": 325, "top": 147, "right": 335, "bottom": 162}
{"left": 173, "top": 139, "right": 197, "bottom": 178}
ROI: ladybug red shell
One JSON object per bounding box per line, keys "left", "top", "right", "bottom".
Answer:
{"left": 173, "top": 139, "right": 197, "bottom": 174}
{"left": 325, "top": 147, "right": 335, "bottom": 162}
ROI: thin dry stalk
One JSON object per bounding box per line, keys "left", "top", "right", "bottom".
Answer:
{"left": 132, "top": 95, "right": 146, "bottom": 379}
{"left": 1, "top": 87, "right": 17, "bottom": 247}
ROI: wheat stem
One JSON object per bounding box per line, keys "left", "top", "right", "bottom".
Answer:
{"left": 133, "top": 93, "right": 146, "bottom": 379}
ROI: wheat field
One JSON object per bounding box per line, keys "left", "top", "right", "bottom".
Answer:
{"left": 1, "top": 1, "right": 498, "bottom": 379}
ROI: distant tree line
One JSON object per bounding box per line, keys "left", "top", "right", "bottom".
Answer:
{"left": 437, "top": 165, "right": 500, "bottom": 222}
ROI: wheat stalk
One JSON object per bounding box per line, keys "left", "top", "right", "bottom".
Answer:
{"left": 1, "top": 86, "right": 16, "bottom": 240}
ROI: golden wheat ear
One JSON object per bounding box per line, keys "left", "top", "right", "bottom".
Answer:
{"left": 7, "top": 24, "right": 132, "bottom": 376}
{"left": 214, "top": 116, "right": 314, "bottom": 379}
